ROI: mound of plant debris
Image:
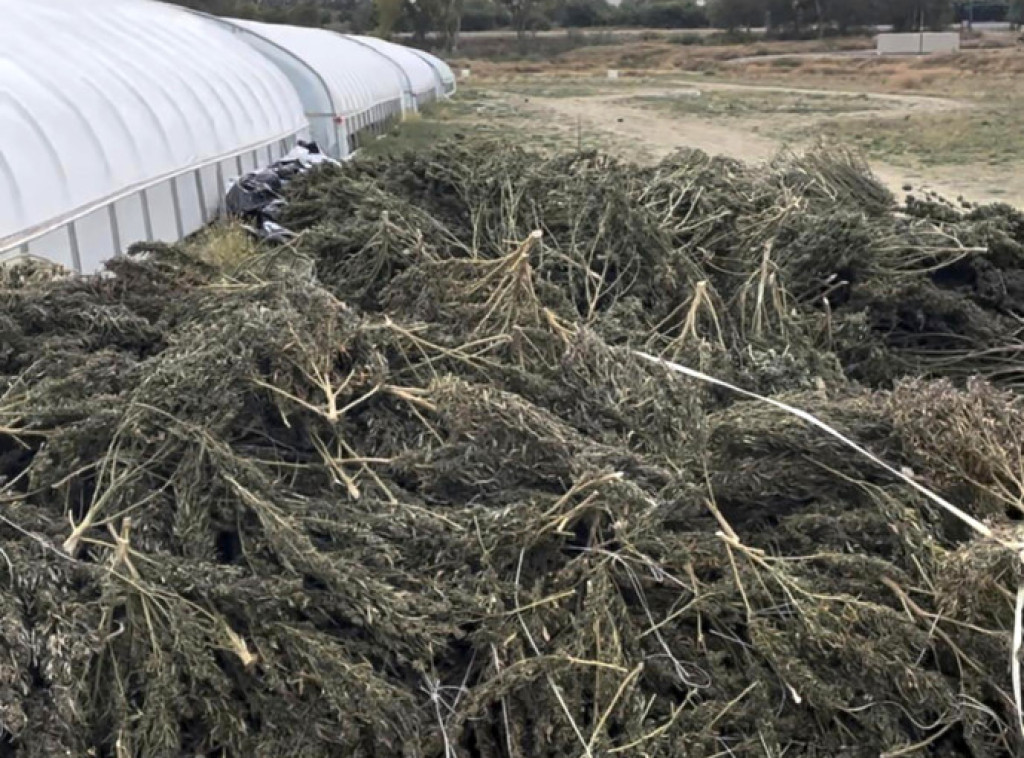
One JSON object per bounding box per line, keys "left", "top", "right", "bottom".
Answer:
{"left": 3, "top": 140, "right": 1024, "bottom": 758}
{"left": 285, "top": 142, "right": 1024, "bottom": 391}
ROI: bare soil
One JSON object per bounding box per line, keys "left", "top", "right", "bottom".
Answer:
{"left": 501, "top": 80, "right": 1024, "bottom": 206}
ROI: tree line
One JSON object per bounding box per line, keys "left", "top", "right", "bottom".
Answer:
{"left": 166, "top": 0, "right": 1023, "bottom": 51}
{"left": 165, "top": 0, "right": 334, "bottom": 26}
{"left": 709, "top": 0, "right": 955, "bottom": 34}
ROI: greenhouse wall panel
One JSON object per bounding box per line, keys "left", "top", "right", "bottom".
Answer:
{"left": 0, "top": 0, "right": 308, "bottom": 272}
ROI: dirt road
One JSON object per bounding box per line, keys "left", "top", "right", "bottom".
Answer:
{"left": 508, "top": 80, "right": 1023, "bottom": 207}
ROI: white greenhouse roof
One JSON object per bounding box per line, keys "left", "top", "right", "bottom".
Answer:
{"left": 348, "top": 35, "right": 441, "bottom": 100}
{"left": 411, "top": 49, "right": 457, "bottom": 94}
{"left": 0, "top": 0, "right": 308, "bottom": 257}
{"left": 227, "top": 20, "right": 406, "bottom": 123}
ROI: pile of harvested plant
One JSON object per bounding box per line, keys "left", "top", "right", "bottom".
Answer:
{"left": 3, "top": 140, "right": 1024, "bottom": 758}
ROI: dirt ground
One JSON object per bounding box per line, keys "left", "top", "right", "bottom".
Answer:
{"left": 425, "top": 39, "right": 1024, "bottom": 208}
{"left": 503, "top": 79, "right": 1022, "bottom": 205}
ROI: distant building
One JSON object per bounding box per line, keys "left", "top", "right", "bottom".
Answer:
{"left": 605, "top": 0, "right": 706, "bottom": 10}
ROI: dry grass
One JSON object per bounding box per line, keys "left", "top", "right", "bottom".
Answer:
{"left": 728, "top": 49, "right": 1024, "bottom": 95}
{"left": 185, "top": 222, "right": 259, "bottom": 270}
{"left": 806, "top": 104, "right": 1024, "bottom": 169}
{"left": 457, "top": 43, "right": 1024, "bottom": 103}
{"left": 885, "top": 69, "right": 953, "bottom": 90}
{"left": 453, "top": 37, "right": 876, "bottom": 77}
{"left": 358, "top": 90, "right": 616, "bottom": 158}
{"left": 630, "top": 89, "right": 885, "bottom": 118}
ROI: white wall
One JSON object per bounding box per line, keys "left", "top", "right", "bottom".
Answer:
{"left": 877, "top": 32, "right": 961, "bottom": 55}
{"left": 1, "top": 138, "right": 302, "bottom": 273}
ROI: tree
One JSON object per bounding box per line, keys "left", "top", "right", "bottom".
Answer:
{"left": 375, "top": 0, "right": 405, "bottom": 36}
{"left": 886, "top": 0, "right": 953, "bottom": 31}
{"left": 1010, "top": 0, "right": 1024, "bottom": 28}
{"left": 804, "top": 0, "right": 826, "bottom": 37}
{"left": 620, "top": 0, "right": 710, "bottom": 28}
{"left": 499, "top": 0, "right": 537, "bottom": 42}
{"left": 710, "top": 0, "right": 951, "bottom": 34}
{"left": 287, "top": 2, "right": 332, "bottom": 25}
{"left": 762, "top": 0, "right": 799, "bottom": 31}
{"left": 827, "top": 0, "right": 885, "bottom": 31}
{"left": 404, "top": 0, "right": 435, "bottom": 38}
{"left": 348, "top": 0, "right": 379, "bottom": 31}
{"left": 409, "top": 0, "right": 464, "bottom": 51}
{"left": 460, "top": 0, "right": 508, "bottom": 31}
{"left": 164, "top": 0, "right": 333, "bottom": 25}
{"left": 554, "top": 0, "right": 612, "bottom": 28}
{"left": 438, "top": 0, "right": 466, "bottom": 51}
{"left": 708, "top": 0, "right": 763, "bottom": 30}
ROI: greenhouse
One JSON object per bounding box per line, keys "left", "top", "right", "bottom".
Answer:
{"left": 347, "top": 34, "right": 443, "bottom": 107}
{"left": 0, "top": 0, "right": 308, "bottom": 274}
{"left": 223, "top": 20, "right": 409, "bottom": 159}
{"left": 411, "top": 48, "right": 458, "bottom": 96}
{"left": 0, "top": 0, "right": 457, "bottom": 274}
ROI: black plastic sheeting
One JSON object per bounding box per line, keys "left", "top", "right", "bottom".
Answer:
{"left": 225, "top": 141, "right": 338, "bottom": 244}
